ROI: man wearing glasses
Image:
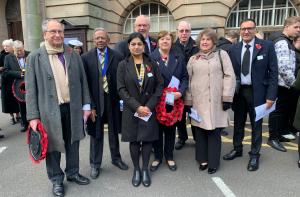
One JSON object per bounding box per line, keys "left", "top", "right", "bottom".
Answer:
{"left": 26, "top": 19, "right": 91, "bottom": 197}
{"left": 173, "top": 21, "right": 199, "bottom": 150}
{"left": 223, "top": 19, "right": 278, "bottom": 171}
{"left": 114, "top": 15, "right": 157, "bottom": 59}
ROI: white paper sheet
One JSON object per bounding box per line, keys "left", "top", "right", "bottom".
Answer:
{"left": 134, "top": 112, "right": 152, "bottom": 122}
{"left": 255, "top": 102, "right": 276, "bottom": 122}
{"left": 189, "top": 108, "right": 202, "bottom": 123}
{"left": 168, "top": 76, "right": 180, "bottom": 89}
{"left": 166, "top": 92, "right": 175, "bottom": 106}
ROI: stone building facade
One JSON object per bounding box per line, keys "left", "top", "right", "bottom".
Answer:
{"left": 1, "top": 0, "right": 300, "bottom": 51}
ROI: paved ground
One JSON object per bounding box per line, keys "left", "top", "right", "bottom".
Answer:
{"left": 0, "top": 110, "right": 300, "bottom": 197}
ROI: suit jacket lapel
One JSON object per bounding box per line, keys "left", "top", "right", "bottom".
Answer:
{"left": 252, "top": 38, "right": 261, "bottom": 62}
{"left": 106, "top": 47, "right": 113, "bottom": 73}
{"left": 237, "top": 42, "right": 243, "bottom": 66}
{"left": 167, "top": 52, "right": 177, "bottom": 76}
{"left": 142, "top": 56, "right": 152, "bottom": 91}
{"left": 127, "top": 56, "right": 140, "bottom": 91}
{"left": 64, "top": 49, "right": 71, "bottom": 71}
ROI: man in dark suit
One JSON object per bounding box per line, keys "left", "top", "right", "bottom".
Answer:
{"left": 3, "top": 40, "right": 29, "bottom": 132}
{"left": 82, "top": 27, "right": 128, "bottom": 179}
{"left": 223, "top": 19, "right": 278, "bottom": 171}
{"left": 172, "top": 21, "right": 199, "bottom": 150}
{"left": 114, "top": 15, "right": 156, "bottom": 58}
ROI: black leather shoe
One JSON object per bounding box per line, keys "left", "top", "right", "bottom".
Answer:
{"left": 221, "top": 130, "right": 229, "bottom": 136}
{"left": 267, "top": 139, "right": 287, "bottom": 152}
{"left": 20, "top": 127, "right": 27, "bottom": 133}
{"left": 0, "top": 134, "right": 4, "bottom": 139}
{"left": 132, "top": 169, "right": 141, "bottom": 187}
{"left": 279, "top": 136, "right": 291, "bottom": 142}
{"left": 175, "top": 140, "right": 186, "bottom": 150}
{"left": 90, "top": 167, "right": 100, "bottom": 179}
{"left": 52, "top": 183, "right": 64, "bottom": 197}
{"left": 112, "top": 160, "right": 129, "bottom": 170}
{"left": 247, "top": 157, "right": 259, "bottom": 171}
{"left": 166, "top": 160, "right": 177, "bottom": 171}
{"left": 199, "top": 163, "right": 208, "bottom": 171}
{"left": 150, "top": 160, "right": 162, "bottom": 172}
{"left": 11, "top": 118, "right": 16, "bottom": 125}
{"left": 67, "top": 174, "right": 90, "bottom": 185}
{"left": 223, "top": 150, "right": 242, "bottom": 160}
{"left": 142, "top": 169, "right": 151, "bottom": 187}
{"left": 208, "top": 168, "right": 217, "bottom": 174}
{"left": 298, "top": 160, "right": 300, "bottom": 168}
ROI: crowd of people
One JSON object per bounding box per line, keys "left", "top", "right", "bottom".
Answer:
{"left": 1, "top": 15, "right": 300, "bottom": 197}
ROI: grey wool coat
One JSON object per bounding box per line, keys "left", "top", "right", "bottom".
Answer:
{"left": 25, "top": 45, "right": 91, "bottom": 153}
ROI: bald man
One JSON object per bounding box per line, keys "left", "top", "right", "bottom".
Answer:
{"left": 173, "top": 21, "right": 199, "bottom": 150}
{"left": 114, "top": 15, "right": 157, "bottom": 58}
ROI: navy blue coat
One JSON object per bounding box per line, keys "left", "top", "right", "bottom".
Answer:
{"left": 228, "top": 37, "right": 278, "bottom": 107}
{"left": 150, "top": 48, "right": 188, "bottom": 97}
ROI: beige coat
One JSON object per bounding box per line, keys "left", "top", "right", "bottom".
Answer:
{"left": 185, "top": 50, "right": 236, "bottom": 130}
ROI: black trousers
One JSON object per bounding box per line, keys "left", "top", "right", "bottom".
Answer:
{"left": 269, "top": 86, "right": 300, "bottom": 140}
{"left": 177, "top": 107, "right": 196, "bottom": 141}
{"left": 195, "top": 127, "right": 221, "bottom": 169}
{"left": 233, "top": 85, "right": 262, "bottom": 157}
{"left": 18, "top": 102, "right": 28, "bottom": 128}
{"left": 90, "top": 93, "right": 121, "bottom": 169}
{"left": 46, "top": 103, "right": 79, "bottom": 184}
{"left": 153, "top": 124, "right": 176, "bottom": 161}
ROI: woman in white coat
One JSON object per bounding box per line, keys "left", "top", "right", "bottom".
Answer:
{"left": 185, "top": 28, "right": 236, "bottom": 174}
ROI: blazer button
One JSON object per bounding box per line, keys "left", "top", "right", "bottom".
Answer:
{"left": 48, "top": 75, "right": 52, "bottom": 80}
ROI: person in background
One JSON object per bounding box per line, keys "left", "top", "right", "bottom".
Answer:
{"left": 68, "top": 40, "right": 83, "bottom": 55}
{"left": 117, "top": 32, "right": 163, "bottom": 187}
{"left": 26, "top": 19, "right": 91, "bottom": 197}
{"left": 173, "top": 21, "right": 199, "bottom": 150}
{"left": 268, "top": 16, "right": 300, "bottom": 152}
{"left": 293, "top": 69, "right": 300, "bottom": 167}
{"left": 150, "top": 31, "right": 188, "bottom": 172}
{"left": 3, "top": 40, "right": 29, "bottom": 132}
{"left": 185, "top": 28, "right": 236, "bottom": 174}
{"left": 82, "top": 27, "right": 128, "bottom": 180}
{"left": 114, "top": 15, "right": 157, "bottom": 59}
{"left": 0, "top": 39, "right": 20, "bottom": 128}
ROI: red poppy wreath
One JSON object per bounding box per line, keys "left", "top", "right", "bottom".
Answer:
{"left": 156, "top": 87, "right": 184, "bottom": 126}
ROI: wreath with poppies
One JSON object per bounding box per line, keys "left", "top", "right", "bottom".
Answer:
{"left": 26, "top": 122, "right": 48, "bottom": 164}
{"left": 156, "top": 87, "right": 184, "bottom": 126}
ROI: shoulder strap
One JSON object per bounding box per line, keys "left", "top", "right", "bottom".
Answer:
{"left": 218, "top": 50, "right": 225, "bottom": 78}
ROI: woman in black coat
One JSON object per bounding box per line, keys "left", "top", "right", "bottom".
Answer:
{"left": 117, "top": 32, "right": 163, "bottom": 187}
{"left": 149, "top": 31, "right": 188, "bottom": 172}
{"left": 0, "top": 39, "right": 20, "bottom": 124}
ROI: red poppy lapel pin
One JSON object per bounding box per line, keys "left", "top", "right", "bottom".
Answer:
{"left": 146, "top": 65, "right": 152, "bottom": 72}
{"left": 151, "top": 41, "right": 157, "bottom": 47}
{"left": 255, "top": 44, "right": 262, "bottom": 49}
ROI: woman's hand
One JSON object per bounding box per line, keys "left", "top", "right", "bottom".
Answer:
{"left": 137, "top": 106, "right": 151, "bottom": 117}
{"left": 174, "top": 92, "right": 182, "bottom": 100}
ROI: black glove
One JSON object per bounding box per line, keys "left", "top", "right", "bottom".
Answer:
{"left": 186, "top": 106, "right": 192, "bottom": 114}
{"left": 222, "top": 102, "right": 232, "bottom": 111}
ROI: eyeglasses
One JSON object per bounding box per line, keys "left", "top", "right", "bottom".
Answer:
{"left": 46, "top": 30, "right": 64, "bottom": 35}
{"left": 178, "top": 29, "right": 190, "bottom": 33}
{"left": 240, "top": 27, "right": 256, "bottom": 32}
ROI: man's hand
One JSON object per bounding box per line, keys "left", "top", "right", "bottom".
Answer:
{"left": 29, "top": 119, "right": 40, "bottom": 131}
{"left": 90, "top": 109, "right": 97, "bottom": 122}
{"left": 266, "top": 99, "right": 274, "bottom": 109}
{"left": 83, "top": 110, "right": 92, "bottom": 123}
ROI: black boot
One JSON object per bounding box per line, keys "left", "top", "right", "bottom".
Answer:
{"left": 142, "top": 169, "right": 151, "bottom": 187}
{"left": 132, "top": 169, "right": 141, "bottom": 187}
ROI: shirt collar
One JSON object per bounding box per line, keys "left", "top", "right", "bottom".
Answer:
{"left": 97, "top": 47, "right": 107, "bottom": 55}
{"left": 242, "top": 38, "right": 255, "bottom": 48}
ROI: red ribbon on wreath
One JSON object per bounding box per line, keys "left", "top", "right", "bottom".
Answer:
{"left": 156, "top": 87, "right": 184, "bottom": 126}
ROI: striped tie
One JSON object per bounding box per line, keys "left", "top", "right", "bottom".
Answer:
{"left": 100, "top": 52, "right": 108, "bottom": 93}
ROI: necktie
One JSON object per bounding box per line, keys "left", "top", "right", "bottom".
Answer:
{"left": 100, "top": 52, "right": 108, "bottom": 93}
{"left": 242, "top": 44, "right": 251, "bottom": 76}
{"left": 57, "top": 53, "right": 66, "bottom": 73}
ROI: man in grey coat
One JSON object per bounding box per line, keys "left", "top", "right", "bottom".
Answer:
{"left": 26, "top": 19, "right": 91, "bottom": 197}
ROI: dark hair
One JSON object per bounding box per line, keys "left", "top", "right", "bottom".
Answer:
{"left": 240, "top": 18, "right": 256, "bottom": 27}
{"left": 127, "top": 32, "right": 146, "bottom": 45}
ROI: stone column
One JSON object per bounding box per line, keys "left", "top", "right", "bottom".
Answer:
{"left": 20, "top": 0, "right": 42, "bottom": 51}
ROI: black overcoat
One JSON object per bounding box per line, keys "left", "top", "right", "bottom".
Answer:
{"left": 117, "top": 54, "right": 163, "bottom": 142}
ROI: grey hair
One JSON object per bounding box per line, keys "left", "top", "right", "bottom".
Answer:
{"left": 41, "top": 19, "right": 64, "bottom": 33}
{"left": 13, "top": 40, "right": 24, "bottom": 49}
{"left": 177, "top": 21, "right": 192, "bottom": 30}
{"left": 2, "top": 39, "right": 14, "bottom": 46}
{"left": 93, "top": 27, "right": 110, "bottom": 39}
{"left": 134, "top": 15, "right": 150, "bottom": 26}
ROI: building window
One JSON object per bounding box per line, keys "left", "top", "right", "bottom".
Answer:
{"left": 124, "top": 3, "right": 175, "bottom": 34}
{"left": 227, "top": 0, "right": 298, "bottom": 28}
